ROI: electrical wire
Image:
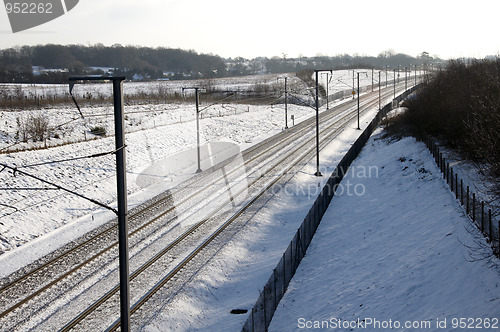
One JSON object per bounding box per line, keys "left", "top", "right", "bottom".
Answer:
{"left": 0, "top": 162, "right": 118, "bottom": 218}
{"left": 0, "top": 163, "right": 117, "bottom": 214}
{"left": 18, "top": 145, "right": 125, "bottom": 168}
{"left": 0, "top": 76, "right": 351, "bottom": 219}
{"left": 0, "top": 203, "right": 18, "bottom": 216}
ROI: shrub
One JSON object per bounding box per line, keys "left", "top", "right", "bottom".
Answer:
{"left": 90, "top": 126, "right": 107, "bottom": 136}
{"left": 16, "top": 113, "right": 49, "bottom": 142}
{"left": 405, "top": 58, "right": 500, "bottom": 177}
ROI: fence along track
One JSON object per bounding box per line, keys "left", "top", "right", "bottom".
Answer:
{"left": 100, "top": 86, "right": 409, "bottom": 331}
{"left": 243, "top": 85, "right": 420, "bottom": 332}
{"left": 0, "top": 84, "right": 406, "bottom": 329}
{"left": 424, "top": 137, "right": 500, "bottom": 257}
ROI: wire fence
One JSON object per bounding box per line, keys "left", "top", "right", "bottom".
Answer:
{"left": 423, "top": 137, "right": 500, "bottom": 258}
{"left": 242, "top": 86, "right": 419, "bottom": 332}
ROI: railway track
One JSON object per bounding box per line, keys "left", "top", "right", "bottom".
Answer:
{"left": 0, "top": 83, "right": 411, "bottom": 330}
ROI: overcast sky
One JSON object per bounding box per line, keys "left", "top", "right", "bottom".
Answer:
{"left": 1, "top": 0, "right": 499, "bottom": 59}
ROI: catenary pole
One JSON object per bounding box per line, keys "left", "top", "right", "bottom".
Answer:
{"left": 183, "top": 87, "right": 202, "bottom": 173}
{"left": 315, "top": 70, "right": 322, "bottom": 176}
{"left": 379, "top": 71, "right": 381, "bottom": 110}
{"left": 278, "top": 77, "right": 288, "bottom": 129}
{"left": 112, "top": 77, "right": 130, "bottom": 332}
{"left": 69, "top": 76, "right": 130, "bottom": 331}
{"left": 357, "top": 72, "right": 360, "bottom": 130}
{"left": 313, "top": 69, "right": 333, "bottom": 176}
{"left": 285, "top": 77, "right": 288, "bottom": 128}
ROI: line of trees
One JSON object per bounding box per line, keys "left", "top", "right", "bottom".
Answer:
{"left": 0, "top": 44, "right": 442, "bottom": 83}
{"left": 0, "top": 44, "right": 228, "bottom": 83}
{"left": 404, "top": 58, "right": 500, "bottom": 179}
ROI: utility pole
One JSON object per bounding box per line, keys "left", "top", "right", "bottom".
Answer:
{"left": 315, "top": 70, "right": 322, "bottom": 176}
{"left": 313, "top": 69, "right": 332, "bottom": 176}
{"left": 112, "top": 77, "right": 129, "bottom": 332}
{"left": 371, "top": 68, "right": 374, "bottom": 92}
{"left": 70, "top": 76, "right": 130, "bottom": 331}
{"left": 378, "top": 71, "right": 381, "bottom": 110}
{"left": 415, "top": 64, "right": 417, "bottom": 86}
{"left": 352, "top": 70, "right": 355, "bottom": 99}
{"left": 357, "top": 72, "right": 360, "bottom": 130}
{"left": 393, "top": 69, "right": 396, "bottom": 100}
{"left": 405, "top": 67, "right": 408, "bottom": 91}
{"left": 278, "top": 77, "right": 288, "bottom": 128}
{"left": 321, "top": 72, "right": 330, "bottom": 109}
{"left": 353, "top": 70, "right": 367, "bottom": 130}
{"left": 183, "top": 87, "right": 203, "bottom": 173}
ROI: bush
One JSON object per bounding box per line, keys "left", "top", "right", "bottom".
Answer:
{"left": 16, "top": 113, "right": 49, "bottom": 142}
{"left": 90, "top": 126, "right": 107, "bottom": 136}
{"left": 405, "top": 58, "right": 500, "bottom": 176}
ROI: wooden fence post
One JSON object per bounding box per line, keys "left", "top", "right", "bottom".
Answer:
{"left": 472, "top": 193, "right": 476, "bottom": 224}
{"left": 488, "top": 209, "right": 492, "bottom": 242}
{"left": 466, "top": 186, "right": 470, "bottom": 215}
{"left": 451, "top": 168, "right": 454, "bottom": 191}
{"left": 460, "top": 179, "right": 463, "bottom": 205}
{"left": 481, "top": 202, "right": 484, "bottom": 233}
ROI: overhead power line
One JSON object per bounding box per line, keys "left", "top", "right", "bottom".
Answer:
{"left": 0, "top": 163, "right": 117, "bottom": 214}
{"left": 18, "top": 145, "right": 125, "bottom": 168}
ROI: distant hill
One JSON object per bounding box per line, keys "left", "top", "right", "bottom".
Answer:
{"left": 0, "top": 44, "right": 441, "bottom": 83}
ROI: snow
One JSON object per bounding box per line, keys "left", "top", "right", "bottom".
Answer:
{"left": 268, "top": 129, "right": 500, "bottom": 332}
{"left": 0, "top": 70, "right": 373, "bottom": 256}
{"left": 135, "top": 113, "right": 499, "bottom": 331}
{"left": 0, "top": 103, "right": 314, "bottom": 262}
{"left": 2, "top": 73, "right": 491, "bottom": 332}
{"left": 135, "top": 106, "right": 390, "bottom": 331}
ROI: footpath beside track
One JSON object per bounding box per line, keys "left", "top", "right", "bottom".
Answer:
{"left": 243, "top": 85, "right": 420, "bottom": 332}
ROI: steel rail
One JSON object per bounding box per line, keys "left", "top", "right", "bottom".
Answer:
{"left": 0, "top": 84, "right": 409, "bottom": 328}
{"left": 0, "top": 82, "right": 389, "bottom": 297}
{"left": 100, "top": 86, "right": 408, "bottom": 331}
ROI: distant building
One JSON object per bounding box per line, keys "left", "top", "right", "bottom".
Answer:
{"left": 32, "top": 66, "right": 69, "bottom": 76}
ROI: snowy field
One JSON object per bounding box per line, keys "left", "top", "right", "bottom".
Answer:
{"left": 0, "top": 69, "right": 400, "bottom": 102}
{"left": 0, "top": 102, "right": 314, "bottom": 254}
{"left": 269, "top": 129, "right": 500, "bottom": 332}
{"left": 0, "top": 70, "right": 385, "bottom": 254}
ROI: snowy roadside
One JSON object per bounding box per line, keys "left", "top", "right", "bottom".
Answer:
{"left": 268, "top": 128, "right": 500, "bottom": 332}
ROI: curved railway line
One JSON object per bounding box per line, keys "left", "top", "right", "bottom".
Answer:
{"left": 0, "top": 83, "right": 412, "bottom": 330}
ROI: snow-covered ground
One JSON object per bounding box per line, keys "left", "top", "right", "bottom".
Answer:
{"left": 0, "top": 70, "right": 381, "bottom": 254}
{"left": 138, "top": 99, "right": 388, "bottom": 332}
{"left": 269, "top": 129, "right": 500, "bottom": 332}
{"left": 4, "top": 81, "right": 490, "bottom": 332}
{"left": 0, "top": 103, "right": 314, "bottom": 254}
{"left": 0, "top": 69, "right": 398, "bottom": 102}
{"left": 134, "top": 107, "right": 500, "bottom": 332}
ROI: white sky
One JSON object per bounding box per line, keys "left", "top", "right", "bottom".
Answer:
{"left": 1, "top": 0, "right": 499, "bottom": 59}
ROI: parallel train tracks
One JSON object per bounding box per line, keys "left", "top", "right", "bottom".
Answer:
{"left": 0, "top": 83, "right": 411, "bottom": 330}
